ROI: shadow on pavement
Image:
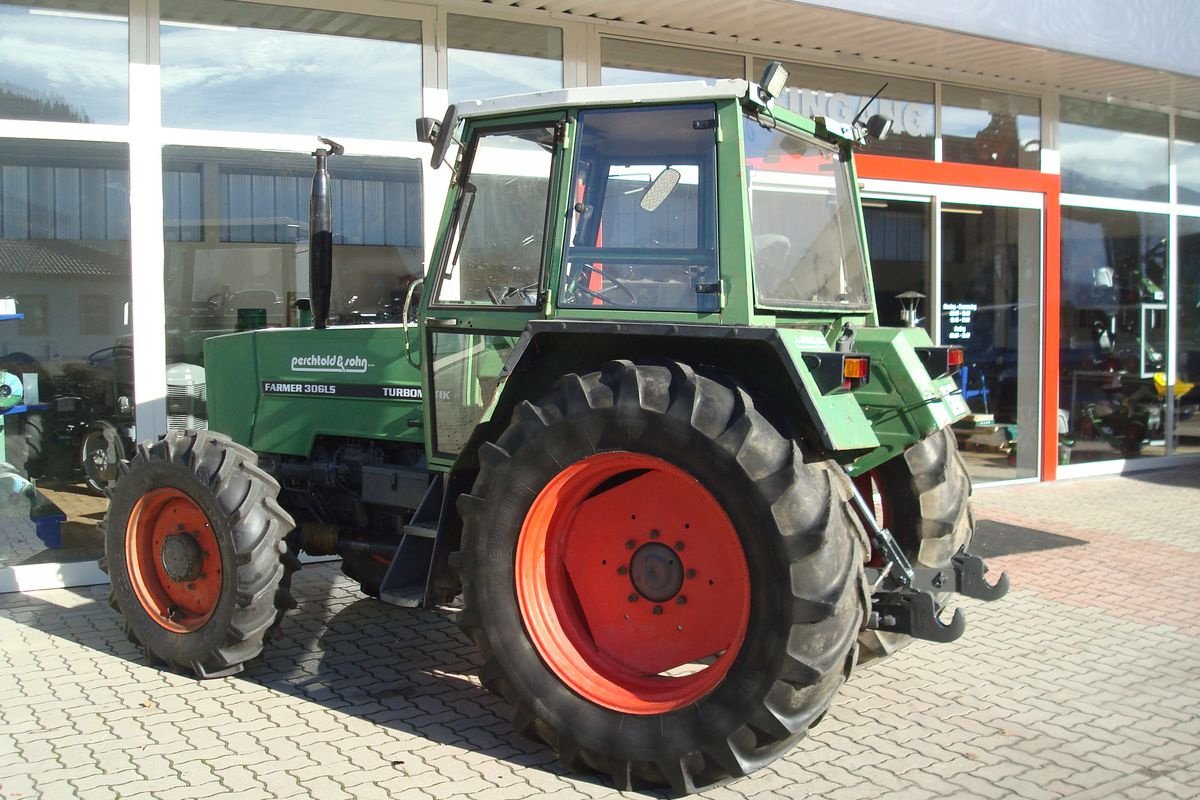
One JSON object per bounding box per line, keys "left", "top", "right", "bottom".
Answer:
{"left": 1119, "top": 462, "right": 1200, "bottom": 488}
{"left": 971, "top": 520, "right": 1087, "bottom": 558}
{"left": 0, "top": 563, "right": 656, "bottom": 797}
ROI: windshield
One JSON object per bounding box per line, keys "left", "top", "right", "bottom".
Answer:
{"left": 743, "top": 118, "right": 870, "bottom": 309}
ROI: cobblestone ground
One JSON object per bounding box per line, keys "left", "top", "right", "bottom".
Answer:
{"left": 2, "top": 466, "right": 1199, "bottom": 800}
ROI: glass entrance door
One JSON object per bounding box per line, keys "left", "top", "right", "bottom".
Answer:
{"left": 860, "top": 178, "right": 1045, "bottom": 483}
{"left": 940, "top": 203, "right": 1043, "bottom": 481}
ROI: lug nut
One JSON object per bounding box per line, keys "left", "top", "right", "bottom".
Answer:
{"left": 652, "top": 605, "right": 663, "bottom": 615}
{"left": 628, "top": 593, "right": 638, "bottom": 603}
{"left": 685, "top": 568, "right": 697, "bottom": 579}
{"left": 674, "top": 541, "right": 685, "bottom": 551}
{"left": 648, "top": 529, "right": 660, "bottom": 540}
{"left": 617, "top": 566, "right": 628, "bottom": 576}
{"left": 625, "top": 539, "right": 637, "bottom": 550}
{"left": 676, "top": 596, "right": 687, "bottom": 605}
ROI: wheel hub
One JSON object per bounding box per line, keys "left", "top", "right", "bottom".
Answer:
{"left": 160, "top": 532, "right": 204, "bottom": 583}
{"left": 629, "top": 542, "right": 684, "bottom": 602}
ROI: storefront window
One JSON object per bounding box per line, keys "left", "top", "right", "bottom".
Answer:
{"left": 162, "top": 146, "right": 423, "bottom": 390}
{"left": 1061, "top": 207, "right": 1169, "bottom": 463}
{"left": 756, "top": 59, "right": 934, "bottom": 160}
{"left": 447, "top": 14, "right": 562, "bottom": 103}
{"left": 942, "top": 85, "right": 1040, "bottom": 170}
{"left": 601, "top": 39, "right": 744, "bottom": 85}
{"left": 1177, "top": 116, "right": 1200, "bottom": 206}
{"left": 1176, "top": 215, "right": 1200, "bottom": 455}
{"left": 1060, "top": 97, "right": 1169, "bottom": 201}
{"left": 160, "top": 0, "right": 422, "bottom": 140}
{"left": 0, "top": 139, "right": 132, "bottom": 572}
{"left": 0, "top": 0, "right": 128, "bottom": 124}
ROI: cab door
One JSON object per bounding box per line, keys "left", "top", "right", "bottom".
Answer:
{"left": 420, "top": 115, "right": 565, "bottom": 464}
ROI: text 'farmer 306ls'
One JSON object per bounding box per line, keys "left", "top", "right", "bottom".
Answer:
{"left": 102, "top": 62, "right": 1007, "bottom": 795}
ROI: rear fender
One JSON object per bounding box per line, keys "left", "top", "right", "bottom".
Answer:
{"left": 848, "top": 326, "right": 970, "bottom": 475}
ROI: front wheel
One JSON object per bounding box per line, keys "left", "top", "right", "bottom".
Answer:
{"left": 453, "top": 361, "right": 867, "bottom": 794}
{"left": 103, "top": 431, "right": 297, "bottom": 678}
{"left": 855, "top": 426, "right": 973, "bottom": 663}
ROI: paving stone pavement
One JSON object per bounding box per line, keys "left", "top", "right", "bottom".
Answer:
{"left": 1, "top": 465, "right": 1199, "bottom": 800}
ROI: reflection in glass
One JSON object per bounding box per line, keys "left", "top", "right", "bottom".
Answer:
{"left": 1176, "top": 216, "right": 1200, "bottom": 455}
{"left": 755, "top": 58, "right": 934, "bottom": 160}
{"left": 1177, "top": 116, "right": 1200, "bottom": 206}
{"left": 0, "top": 0, "right": 128, "bottom": 124}
{"left": 601, "top": 39, "right": 744, "bottom": 85}
{"left": 941, "top": 206, "right": 1041, "bottom": 482}
{"left": 1061, "top": 207, "right": 1169, "bottom": 463}
{"left": 162, "top": 146, "right": 423, "bottom": 390}
{"left": 1060, "top": 97, "right": 1169, "bottom": 201}
{"left": 448, "top": 14, "right": 562, "bottom": 103}
{"left": 0, "top": 139, "right": 132, "bottom": 568}
{"left": 942, "top": 85, "right": 1039, "bottom": 170}
{"left": 863, "top": 200, "right": 930, "bottom": 329}
{"left": 160, "top": 0, "right": 421, "bottom": 139}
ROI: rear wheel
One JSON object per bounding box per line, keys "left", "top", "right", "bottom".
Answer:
{"left": 855, "top": 426, "right": 973, "bottom": 663}
{"left": 103, "top": 431, "right": 297, "bottom": 678}
{"left": 453, "top": 361, "right": 867, "bottom": 793}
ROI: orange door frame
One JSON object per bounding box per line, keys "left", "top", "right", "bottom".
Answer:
{"left": 857, "top": 154, "right": 1062, "bottom": 481}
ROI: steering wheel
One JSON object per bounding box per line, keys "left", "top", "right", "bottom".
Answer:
{"left": 486, "top": 282, "right": 539, "bottom": 306}
{"left": 568, "top": 263, "right": 637, "bottom": 306}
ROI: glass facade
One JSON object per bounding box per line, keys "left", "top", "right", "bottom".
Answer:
{"left": 1177, "top": 215, "right": 1200, "bottom": 455}
{"left": 0, "top": 139, "right": 132, "bottom": 571}
{"left": 757, "top": 59, "right": 935, "bottom": 160}
{"left": 942, "top": 85, "right": 1040, "bottom": 170}
{"left": 601, "top": 39, "right": 744, "bottom": 85}
{"left": 1060, "top": 97, "right": 1169, "bottom": 201}
{"left": 1060, "top": 207, "right": 1169, "bottom": 462}
{"left": 0, "top": 0, "right": 129, "bottom": 124}
{"left": 447, "top": 14, "right": 563, "bottom": 103}
{"left": 1179, "top": 116, "right": 1200, "bottom": 206}
{"left": 163, "top": 147, "right": 423, "bottom": 393}
{"left": 160, "top": 0, "right": 422, "bottom": 140}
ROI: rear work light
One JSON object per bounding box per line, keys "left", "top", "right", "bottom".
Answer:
{"left": 801, "top": 352, "right": 872, "bottom": 394}
{"left": 915, "top": 345, "right": 964, "bottom": 378}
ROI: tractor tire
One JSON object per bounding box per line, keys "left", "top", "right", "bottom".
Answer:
{"left": 102, "top": 431, "right": 297, "bottom": 678}
{"left": 452, "top": 360, "right": 867, "bottom": 794}
{"left": 81, "top": 420, "right": 127, "bottom": 496}
{"left": 855, "top": 426, "right": 973, "bottom": 663}
{"left": 18, "top": 412, "right": 45, "bottom": 479}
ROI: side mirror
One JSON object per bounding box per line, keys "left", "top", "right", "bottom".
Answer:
{"left": 415, "top": 117, "right": 439, "bottom": 144}
{"left": 639, "top": 167, "right": 681, "bottom": 212}
{"left": 866, "top": 114, "right": 893, "bottom": 142}
{"left": 431, "top": 105, "right": 458, "bottom": 169}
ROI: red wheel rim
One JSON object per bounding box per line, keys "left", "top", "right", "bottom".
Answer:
{"left": 516, "top": 452, "right": 750, "bottom": 714}
{"left": 125, "top": 487, "right": 222, "bottom": 633}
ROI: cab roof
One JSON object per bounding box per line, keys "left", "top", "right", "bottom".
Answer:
{"left": 455, "top": 79, "right": 752, "bottom": 120}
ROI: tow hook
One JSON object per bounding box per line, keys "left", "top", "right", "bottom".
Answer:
{"left": 864, "top": 550, "right": 1009, "bottom": 643}
{"left": 844, "top": 467, "right": 1008, "bottom": 644}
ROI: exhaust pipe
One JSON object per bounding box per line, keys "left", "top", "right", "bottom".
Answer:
{"left": 309, "top": 137, "right": 343, "bottom": 330}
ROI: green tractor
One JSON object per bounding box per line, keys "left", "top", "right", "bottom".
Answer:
{"left": 102, "top": 64, "right": 1006, "bottom": 794}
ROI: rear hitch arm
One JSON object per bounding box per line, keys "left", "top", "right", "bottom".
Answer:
{"left": 871, "top": 590, "right": 967, "bottom": 643}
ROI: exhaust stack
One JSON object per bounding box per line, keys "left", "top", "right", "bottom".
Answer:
{"left": 309, "top": 137, "right": 343, "bottom": 329}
